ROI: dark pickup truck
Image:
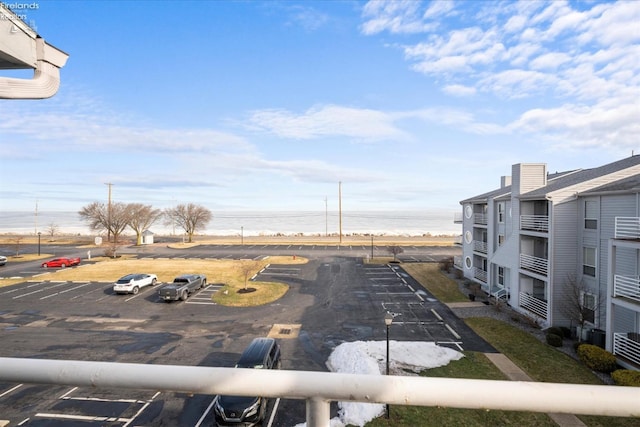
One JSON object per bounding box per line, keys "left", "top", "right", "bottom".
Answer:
{"left": 158, "top": 274, "right": 207, "bottom": 302}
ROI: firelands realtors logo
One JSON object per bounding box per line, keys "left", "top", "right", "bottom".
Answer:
{"left": 1, "top": 2, "right": 40, "bottom": 31}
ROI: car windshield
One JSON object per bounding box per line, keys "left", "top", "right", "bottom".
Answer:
{"left": 117, "top": 275, "right": 135, "bottom": 283}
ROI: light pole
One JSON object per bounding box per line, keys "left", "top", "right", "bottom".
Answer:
{"left": 384, "top": 311, "right": 393, "bottom": 419}
{"left": 37, "top": 232, "right": 41, "bottom": 256}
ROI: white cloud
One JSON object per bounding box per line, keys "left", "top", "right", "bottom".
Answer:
{"left": 247, "top": 105, "right": 410, "bottom": 141}
{"left": 360, "top": 0, "right": 438, "bottom": 35}
{"left": 529, "top": 52, "right": 572, "bottom": 70}
{"left": 442, "top": 84, "right": 476, "bottom": 97}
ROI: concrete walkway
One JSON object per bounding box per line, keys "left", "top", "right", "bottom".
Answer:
{"left": 484, "top": 353, "right": 587, "bottom": 427}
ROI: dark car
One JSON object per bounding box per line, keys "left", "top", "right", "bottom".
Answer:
{"left": 214, "top": 338, "right": 281, "bottom": 426}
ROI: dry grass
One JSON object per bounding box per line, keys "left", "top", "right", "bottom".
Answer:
{"left": 401, "top": 263, "right": 468, "bottom": 303}
{"left": 2, "top": 256, "right": 308, "bottom": 306}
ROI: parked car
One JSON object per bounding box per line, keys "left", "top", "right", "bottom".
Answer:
{"left": 113, "top": 273, "right": 158, "bottom": 295}
{"left": 214, "top": 338, "right": 281, "bottom": 426}
{"left": 41, "top": 257, "right": 81, "bottom": 268}
{"left": 158, "top": 274, "right": 206, "bottom": 302}
{"left": 0, "top": 256, "right": 6, "bottom": 266}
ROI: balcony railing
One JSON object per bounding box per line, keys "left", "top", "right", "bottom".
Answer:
{"left": 453, "top": 256, "right": 462, "bottom": 269}
{"left": 519, "top": 292, "right": 548, "bottom": 319}
{"left": 473, "top": 213, "right": 487, "bottom": 225}
{"left": 473, "top": 240, "right": 487, "bottom": 253}
{"left": 615, "top": 217, "right": 640, "bottom": 239}
{"left": 613, "top": 275, "right": 640, "bottom": 303}
{"left": 473, "top": 267, "right": 487, "bottom": 283}
{"left": 520, "top": 215, "right": 549, "bottom": 232}
{"left": 613, "top": 333, "right": 640, "bottom": 367}
{"left": 453, "top": 212, "right": 463, "bottom": 223}
{"left": 520, "top": 254, "right": 549, "bottom": 276}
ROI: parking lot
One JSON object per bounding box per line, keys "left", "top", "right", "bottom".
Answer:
{"left": 0, "top": 246, "right": 491, "bottom": 426}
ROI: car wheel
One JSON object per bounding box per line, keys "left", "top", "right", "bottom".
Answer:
{"left": 180, "top": 290, "right": 188, "bottom": 301}
{"left": 132, "top": 286, "right": 139, "bottom": 295}
{"left": 151, "top": 278, "right": 157, "bottom": 286}
{"left": 42, "top": 264, "right": 48, "bottom": 268}
{"left": 61, "top": 263, "right": 66, "bottom": 268}
{"left": 201, "top": 279, "right": 206, "bottom": 289}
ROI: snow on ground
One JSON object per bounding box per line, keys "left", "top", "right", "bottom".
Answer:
{"left": 294, "top": 341, "right": 464, "bottom": 427}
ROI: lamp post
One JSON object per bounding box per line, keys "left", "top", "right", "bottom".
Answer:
{"left": 384, "top": 311, "right": 393, "bottom": 419}
{"left": 37, "top": 232, "right": 41, "bottom": 256}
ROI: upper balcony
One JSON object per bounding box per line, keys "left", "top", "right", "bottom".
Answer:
{"left": 473, "top": 213, "right": 487, "bottom": 226}
{"left": 613, "top": 275, "right": 640, "bottom": 304}
{"left": 520, "top": 215, "right": 549, "bottom": 233}
{"left": 520, "top": 253, "right": 549, "bottom": 276}
{"left": 615, "top": 217, "right": 640, "bottom": 240}
{"left": 473, "top": 240, "right": 487, "bottom": 254}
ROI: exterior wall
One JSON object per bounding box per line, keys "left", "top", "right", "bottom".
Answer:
{"left": 512, "top": 164, "right": 547, "bottom": 195}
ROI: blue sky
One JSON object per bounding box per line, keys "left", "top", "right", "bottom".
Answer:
{"left": 1, "top": 0, "right": 638, "bottom": 215}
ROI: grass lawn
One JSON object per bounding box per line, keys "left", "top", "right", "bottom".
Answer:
{"left": 400, "top": 263, "right": 469, "bottom": 303}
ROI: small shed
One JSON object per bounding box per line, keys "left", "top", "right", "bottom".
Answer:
{"left": 142, "top": 230, "right": 154, "bottom": 245}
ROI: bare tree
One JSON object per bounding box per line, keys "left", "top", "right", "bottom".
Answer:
{"left": 12, "top": 237, "right": 23, "bottom": 257}
{"left": 164, "top": 203, "right": 212, "bottom": 243}
{"left": 240, "top": 260, "right": 256, "bottom": 290}
{"left": 559, "top": 274, "right": 605, "bottom": 341}
{"left": 46, "top": 222, "right": 59, "bottom": 240}
{"left": 387, "top": 245, "right": 404, "bottom": 262}
{"left": 127, "top": 203, "right": 163, "bottom": 245}
{"left": 79, "top": 202, "right": 130, "bottom": 244}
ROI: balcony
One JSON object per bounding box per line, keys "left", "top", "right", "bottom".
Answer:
{"left": 613, "top": 275, "right": 640, "bottom": 303}
{"left": 453, "top": 212, "right": 463, "bottom": 224}
{"left": 519, "top": 292, "right": 548, "bottom": 319}
{"left": 520, "top": 253, "right": 548, "bottom": 276}
{"left": 473, "top": 213, "right": 487, "bottom": 225}
{"left": 520, "top": 215, "right": 549, "bottom": 233}
{"left": 453, "top": 256, "right": 462, "bottom": 269}
{"left": 615, "top": 217, "right": 640, "bottom": 240}
{"left": 473, "top": 240, "right": 487, "bottom": 253}
{"left": 473, "top": 267, "right": 487, "bottom": 283}
{"left": 613, "top": 333, "right": 640, "bottom": 368}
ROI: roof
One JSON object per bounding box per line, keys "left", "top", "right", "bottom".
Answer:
{"left": 460, "top": 155, "right": 640, "bottom": 204}
{"left": 579, "top": 174, "right": 640, "bottom": 195}
{"left": 236, "top": 338, "right": 276, "bottom": 368}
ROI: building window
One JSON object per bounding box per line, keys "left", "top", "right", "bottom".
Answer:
{"left": 497, "top": 203, "right": 505, "bottom": 223}
{"left": 465, "top": 256, "right": 472, "bottom": 269}
{"left": 498, "top": 234, "right": 505, "bottom": 246}
{"left": 583, "top": 247, "right": 596, "bottom": 277}
{"left": 582, "top": 292, "right": 596, "bottom": 324}
{"left": 497, "top": 266, "right": 505, "bottom": 286}
{"left": 584, "top": 200, "right": 597, "bottom": 230}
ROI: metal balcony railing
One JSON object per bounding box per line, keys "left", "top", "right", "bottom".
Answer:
{"left": 453, "top": 256, "right": 462, "bottom": 269}
{"left": 615, "top": 217, "right": 640, "bottom": 239}
{"left": 453, "top": 212, "right": 463, "bottom": 223}
{"left": 519, "top": 292, "right": 548, "bottom": 319}
{"left": 613, "top": 333, "right": 640, "bottom": 367}
{"left": 0, "top": 357, "right": 638, "bottom": 423}
{"left": 473, "top": 213, "right": 487, "bottom": 225}
{"left": 520, "top": 254, "right": 549, "bottom": 276}
{"left": 473, "top": 240, "right": 488, "bottom": 253}
{"left": 613, "top": 275, "right": 640, "bottom": 303}
{"left": 520, "top": 215, "right": 549, "bottom": 232}
{"left": 473, "top": 267, "right": 487, "bottom": 283}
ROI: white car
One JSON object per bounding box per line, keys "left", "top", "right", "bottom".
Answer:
{"left": 113, "top": 273, "right": 158, "bottom": 295}
{"left": 0, "top": 255, "right": 6, "bottom": 266}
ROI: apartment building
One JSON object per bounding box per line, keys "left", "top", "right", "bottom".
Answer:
{"left": 456, "top": 155, "right": 640, "bottom": 370}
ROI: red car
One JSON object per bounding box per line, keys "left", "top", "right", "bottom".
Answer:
{"left": 41, "top": 257, "right": 81, "bottom": 268}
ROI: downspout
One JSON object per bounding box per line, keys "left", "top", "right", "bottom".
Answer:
{"left": 0, "top": 37, "right": 69, "bottom": 99}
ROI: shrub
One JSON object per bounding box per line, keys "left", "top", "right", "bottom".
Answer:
{"left": 559, "top": 326, "right": 572, "bottom": 338}
{"left": 546, "top": 327, "right": 564, "bottom": 338}
{"left": 546, "top": 333, "right": 563, "bottom": 347}
{"left": 577, "top": 344, "right": 617, "bottom": 373}
{"left": 611, "top": 369, "right": 640, "bottom": 387}
{"left": 439, "top": 257, "right": 453, "bottom": 273}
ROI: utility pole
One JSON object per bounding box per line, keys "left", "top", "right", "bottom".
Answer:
{"left": 324, "top": 196, "right": 328, "bottom": 237}
{"left": 338, "top": 182, "right": 342, "bottom": 244}
{"left": 105, "top": 183, "right": 113, "bottom": 243}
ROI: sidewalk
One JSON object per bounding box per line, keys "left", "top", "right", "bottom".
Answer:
{"left": 484, "top": 353, "right": 587, "bottom": 427}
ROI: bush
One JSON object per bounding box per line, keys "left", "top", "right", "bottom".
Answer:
{"left": 546, "top": 327, "right": 564, "bottom": 338}
{"left": 577, "top": 344, "right": 617, "bottom": 373}
{"left": 559, "top": 326, "right": 572, "bottom": 338}
{"left": 611, "top": 369, "right": 640, "bottom": 387}
{"left": 546, "top": 333, "right": 563, "bottom": 347}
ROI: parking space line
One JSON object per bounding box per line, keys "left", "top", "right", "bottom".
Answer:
{"left": 0, "top": 384, "right": 22, "bottom": 398}
{"left": 13, "top": 282, "right": 71, "bottom": 299}
{"left": 445, "top": 324, "right": 462, "bottom": 340}
{"left": 35, "top": 412, "right": 132, "bottom": 423}
{"left": 124, "top": 391, "right": 161, "bottom": 427}
{"left": 195, "top": 396, "right": 217, "bottom": 427}
{"left": 40, "top": 282, "right": 92, "bottom": 300}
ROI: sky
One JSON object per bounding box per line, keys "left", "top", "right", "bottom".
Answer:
{"left": 1, "top": 0, "right": 639, "bottom": 216}
{"left": 297, "top": 340, "right": 463, "bottom": 427}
